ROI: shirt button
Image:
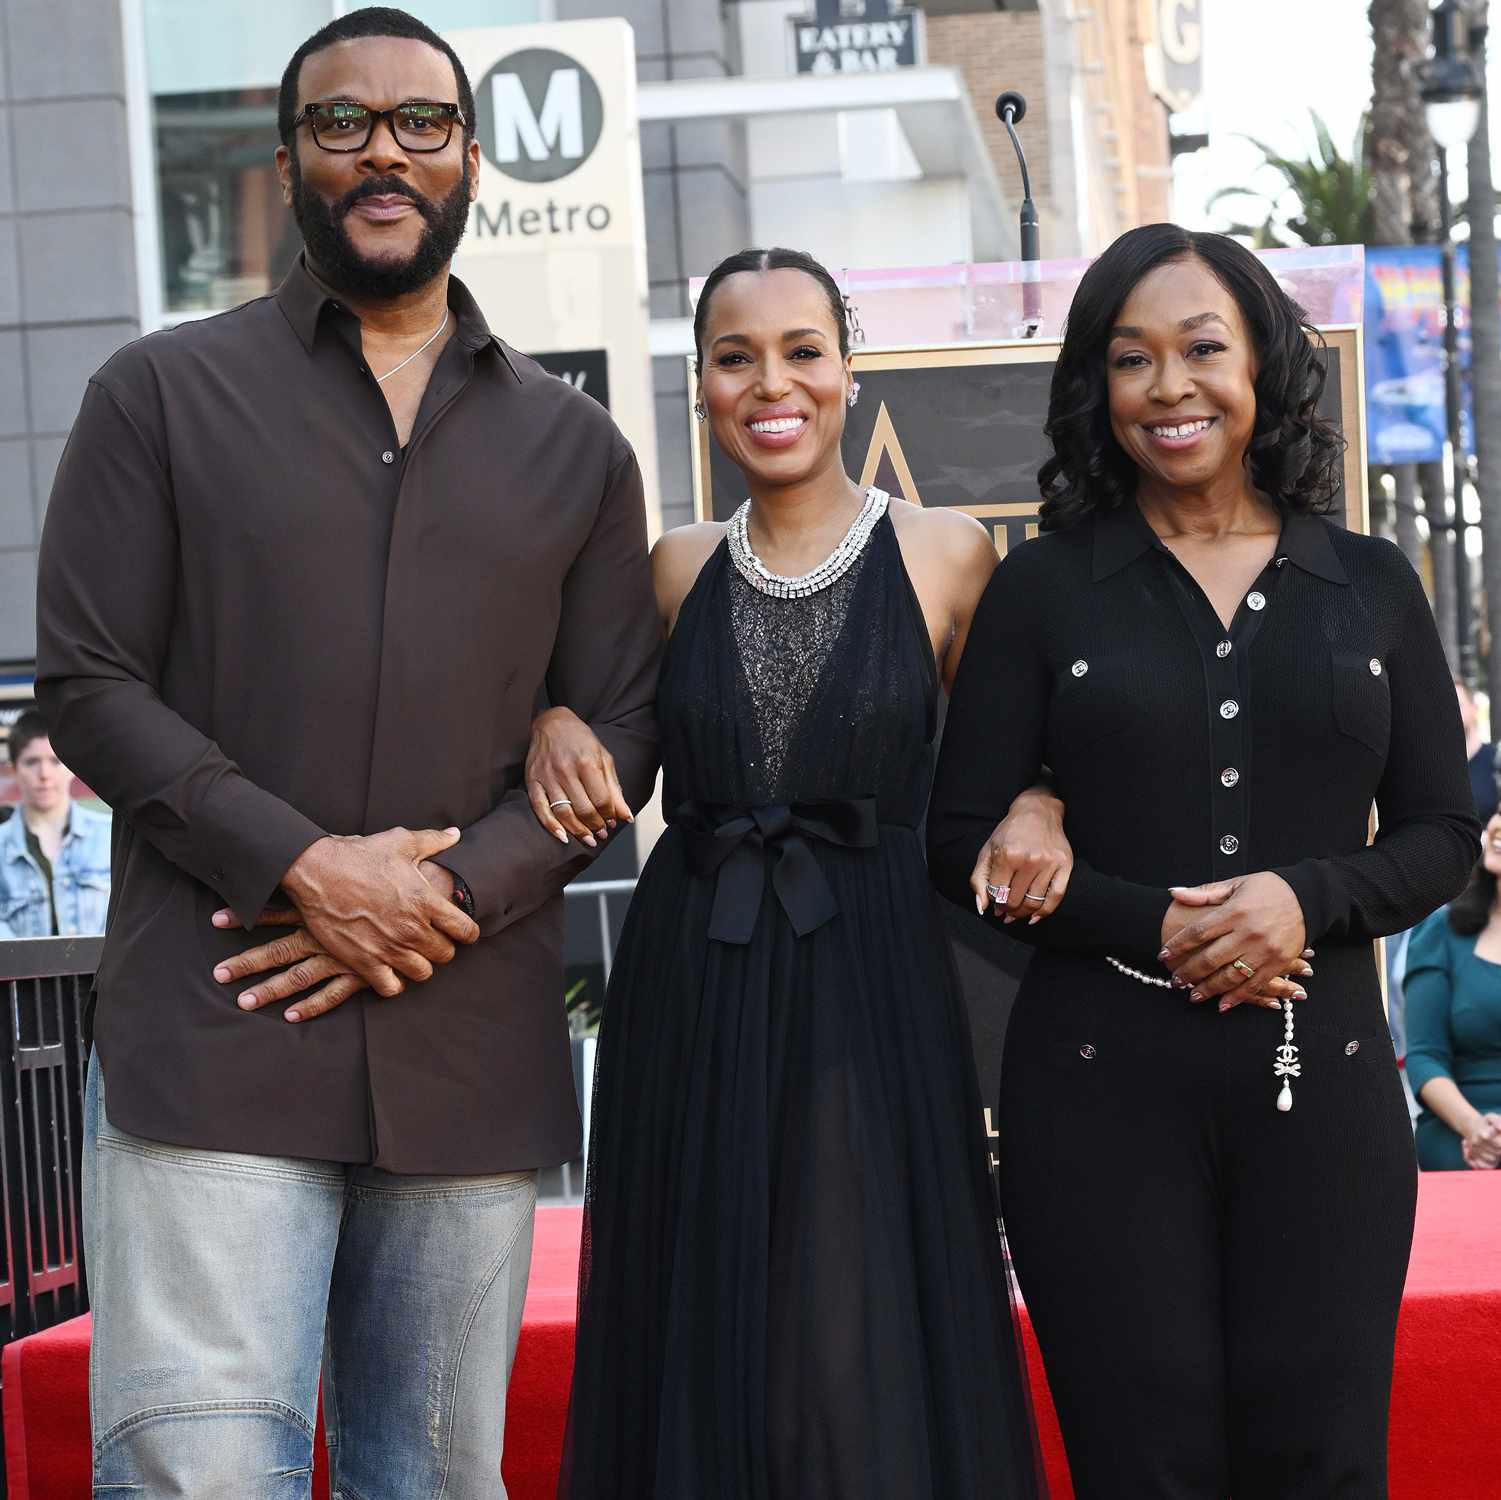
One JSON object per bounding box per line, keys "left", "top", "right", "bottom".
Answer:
{"left": 381, "top": 450, "right": 396, "bottom": 465}
{"left": 1369, "top": 658, "right": 1382, "bottom": 676}
{"left": 1345, "top": 1040, "right": 1360, "bottom": 1055}
{"left": 1220, "top": 699, "right": 1240, "bottom": 719}
{"left": 1071, "top": 659, "right": 1089, "bottom": 677}
{"left": 1246, "top": 591, "right": 1266, "bottom": 611}
{"left": 1221, "top": 767, "right": 1240, "bottom": 787}
{"left": 1216, "top": 640, "right": 1232, "bottom": 659}
{"left": 1219, "top": 834, "right": 1240, "bottom": 855}
{"left": 1079, "top": 1044, "right": 1097, "bottom": 1060}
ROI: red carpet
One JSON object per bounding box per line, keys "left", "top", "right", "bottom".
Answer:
{"left": 6, "top": 1173, "right": 1497, "bottom": 1498}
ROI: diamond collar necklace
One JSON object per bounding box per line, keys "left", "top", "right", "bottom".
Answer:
{"left": 727, "top": 487, "right": 889, "bottom": 599}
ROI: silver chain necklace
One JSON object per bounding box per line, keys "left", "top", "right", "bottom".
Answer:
{"left": 373, "top": 309, "right": 449, "bottom": 384}
{"left": 727, "top": 487, "right": 888, "bottom": 599}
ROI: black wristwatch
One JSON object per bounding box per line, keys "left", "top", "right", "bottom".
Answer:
{"left": 450, "top": 874, "right": 476, "bottom": 920}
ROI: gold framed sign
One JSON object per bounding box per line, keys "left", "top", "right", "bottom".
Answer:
{"left": 691, "top": 327, "right": 1369, "bottom": 542}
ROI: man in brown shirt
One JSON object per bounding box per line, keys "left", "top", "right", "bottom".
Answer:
{"left": 34, "top": 9, "right": 658, "bottom": 1493}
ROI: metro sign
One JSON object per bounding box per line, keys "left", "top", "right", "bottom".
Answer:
{"left": 791, "top": 0, "right": 924, "bottom": 76}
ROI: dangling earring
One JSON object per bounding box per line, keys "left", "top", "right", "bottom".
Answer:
{"left": 847, "top": 382, "right": 861, "bottom": 409}
{"left": 693, "top": 402, "right": 706, "bottom": 422}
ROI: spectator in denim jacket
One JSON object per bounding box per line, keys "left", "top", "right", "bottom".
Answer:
{"left": 0, "top": 711, "right": 110, "bottom": 937}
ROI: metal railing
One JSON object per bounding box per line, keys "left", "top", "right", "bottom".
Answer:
{"left": 0, "top": 887, "right": 637, "bottom": 1341}
{"left": 0, "top": 934, "right": 101, "bottom": 1424}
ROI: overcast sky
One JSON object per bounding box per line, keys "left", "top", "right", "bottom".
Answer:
{"left": 1173, "top": 0, "right": 1501, "bottom": 234}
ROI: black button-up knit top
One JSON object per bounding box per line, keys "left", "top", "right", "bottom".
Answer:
{"left": 928, "top": 501, "right": 1479, "bottom": 1034}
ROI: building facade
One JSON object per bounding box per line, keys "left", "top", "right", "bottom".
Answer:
{"left": 0, "top": 0, "right": 1189, "bottom": 670}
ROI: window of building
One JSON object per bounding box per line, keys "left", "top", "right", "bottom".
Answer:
{"left": 139, "top": 0, "right": 545, "bottom": 320}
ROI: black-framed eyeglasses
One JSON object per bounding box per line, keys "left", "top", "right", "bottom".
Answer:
{"left": 293, "top": 100, "right": 464, "bottom": 153}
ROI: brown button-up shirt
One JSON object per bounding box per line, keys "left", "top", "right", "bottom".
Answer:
{"left": 35, "top": 259, "right": 660, "bottom": 1173}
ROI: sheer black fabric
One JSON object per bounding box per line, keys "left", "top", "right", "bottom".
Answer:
{"left": 559, "top": 510, "right": 1044, "bottom": 1499}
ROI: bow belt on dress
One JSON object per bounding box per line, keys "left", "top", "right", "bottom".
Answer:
{"left": 674, "top": 798, "right": 883, "bottom": 945}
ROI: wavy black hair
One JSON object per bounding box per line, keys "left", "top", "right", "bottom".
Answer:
{"left": 278, "top": 7, "right": 476, "bottom": 147}
{"left": 1448, "top": 853, "right": 1499, "bottom": 935}
{"left": 692, "top": 248, "right": 850, "bottom": 372}
{"left": 1037, "top": 224, "right": 1345, "bottom": 532}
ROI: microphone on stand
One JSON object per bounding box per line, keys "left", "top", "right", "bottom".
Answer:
{"left": 995, "top": 90, "right": 1041, "bottom": 336}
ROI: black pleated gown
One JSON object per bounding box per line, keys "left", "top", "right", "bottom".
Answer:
{"left": 558, "top": 508, "right": 1043, "bottom": 1500}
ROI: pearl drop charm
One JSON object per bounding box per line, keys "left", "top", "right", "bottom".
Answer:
{"left": 1277, "top": 1081, "right": 1293, "bottom": 1112}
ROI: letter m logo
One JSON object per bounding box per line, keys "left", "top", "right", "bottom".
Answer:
{"left": 492, "top": 68, "right": 582, "bottom": 163}
{"left": 479, "top": 48, "right": 604, "bottom": 183}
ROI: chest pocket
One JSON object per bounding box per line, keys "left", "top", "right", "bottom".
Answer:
{"left": 1050, "top": 656, "right": 1143, "bottom": 750}
{"left": 1330, "top": 648, "right": 1392, "bottom": 756}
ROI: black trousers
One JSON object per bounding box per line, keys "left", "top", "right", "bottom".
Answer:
{"left": 999, "top": 954, "right": 1417, "bottom": 1500}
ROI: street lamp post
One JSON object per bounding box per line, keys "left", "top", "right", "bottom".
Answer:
{"left": 1421, "top": 0, "right": 1485, "bottom": 683}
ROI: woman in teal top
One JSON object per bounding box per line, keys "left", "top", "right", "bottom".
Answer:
{"left": 1404, "top": 810, "right": 1501, "bottom": 1170}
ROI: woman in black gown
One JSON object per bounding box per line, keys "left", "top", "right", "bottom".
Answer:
{"left": 928, "top": 225, "right": 1479, "bottom": 1498}
{"left": 533, "top": 248, "right": 1053, "bottom": 1499}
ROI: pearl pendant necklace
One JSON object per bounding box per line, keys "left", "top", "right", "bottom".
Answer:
{"left": 727, "top": 487, "right": 888, "bottom": 598}
{"left": 1106, "top": 956, "right": 1301, "bottom": 1112}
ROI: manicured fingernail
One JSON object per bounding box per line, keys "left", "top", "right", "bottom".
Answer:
{"left": 1029, "top": 914, "right": 1040, "bottom": 925}
{"left": 607, "top": 819, "right": 618, "bottom": 831}
{"left": 598, "top": 829, "right": 608, "bottom": 841}
{"left": 976, "top": 893, "right": 987, "bottom": 914}
{"left": 1171, "top": 976, "right": 1188, "bottom": 989}
{"left": 285, "top": 1011, "right": 301, "bottom": 1023}
{"left": 1003, "top": 914, "right": 1015, "bottom": 924}
{"left": 211, "top": 911, "right": 230, "bottom": 927}
{"left": 624, "top": 812, "right": 635, "bottom": 823}
{"left": 1294, "top": 990, "right": 1308, "bottom": 1002}
{"left": 214, "top": 965, "right": 231, "bottom": 983}
{"left": 554, "top": 829, "right": 569, "bottom": 844}
{"left": 583, "top": 834, "right": 597, "bottom": 849}
{"left": 1190, "top": 990, "right": 1204, "bottom": 1002}
{"left": 1158, "top": 948, "right": 1171, "bottom": 961}
{"left": 238, "top": 994, "right": 257, "bottom": 1010}
{"left": 1218, "top": 1000, "right": 1230, "bottom": 1013}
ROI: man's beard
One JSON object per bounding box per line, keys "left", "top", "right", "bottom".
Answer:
{"left": 290, "top": 159, "right": 472, "bottom": 299}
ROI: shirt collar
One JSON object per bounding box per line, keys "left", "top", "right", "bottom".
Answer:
{"left": 1090, "top": 500, "right": 1350, "bottom": 585}
{"left": 274, "top": 254, "right": 521, "bottom": 380}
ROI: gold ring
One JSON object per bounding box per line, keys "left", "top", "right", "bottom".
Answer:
{"left": 1231, "top": 958, "right": 1256, "bottom": 978}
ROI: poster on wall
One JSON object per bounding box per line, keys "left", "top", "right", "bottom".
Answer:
{"left": 691, "top": 329, "right": 1368, "bottom": 1123}
{"left": 1364, "top": 246, "right": 1472, "bottom": 465}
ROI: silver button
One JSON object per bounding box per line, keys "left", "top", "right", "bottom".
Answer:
{"left": 1071, "top": 659, "right": 1088, "bottom": 678}
{"left": 1246, "top": 591, "right": 1266, "bottom": 611}
{"left": 1221, "top": 767, "right": 1240, "bottom": 788}
{"left": 1216, "top": 640, "right": 1232, "bottom": 659}
{"left": 1079, "top": 1044, "right": 1097, "bottom": 1060}
{"left": 381, "top": 450, "right": 396, "bottom": 465}
{"left": 1220, "top": 699, "right": 1239, "bottom": 719}
{"left": 1219, "top": 834, "right": 1240, "bottom": 854}
{"left": 1369, "top": 658, "right": 1382, "bottom": 677}
{"left": 1345, "top": 1040, "right": 1360, "bottom": 1056}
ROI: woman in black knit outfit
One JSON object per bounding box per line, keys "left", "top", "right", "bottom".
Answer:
{"left": 928, "top": 225, "right": 1479, "bottom": 1499}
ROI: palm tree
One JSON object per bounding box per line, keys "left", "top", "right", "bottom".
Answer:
{"left": 1206, "top": 112, "right": 1375, "bottom": 248}
{"left": 1370, "top": 0, "right": 1455, "bottom": 661}
{"left": 1466, "top": 1, "right": 1501, "bottom": 703}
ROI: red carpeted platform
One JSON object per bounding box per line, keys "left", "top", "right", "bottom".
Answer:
{"left": 6, "top": 1173, "right": 1498, "bottom": 1498}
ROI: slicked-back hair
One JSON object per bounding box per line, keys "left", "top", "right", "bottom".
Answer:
{"left": 693, "top": 248, "right": 850, "bottom": 371}
{"left": 278, "top": 6, "right": 476, "bottom": 146}
{"left": 1037, "top": 223, "right": 1345, "bottom": 532}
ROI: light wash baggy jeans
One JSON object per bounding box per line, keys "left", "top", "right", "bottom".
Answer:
{"left": 82, "top": 1052, "right": 538, "bottom": 1500}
